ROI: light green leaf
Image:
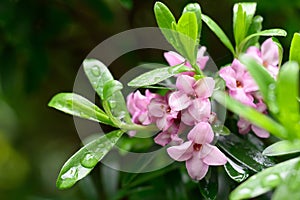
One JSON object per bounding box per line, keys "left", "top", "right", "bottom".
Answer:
{"left": 272, "top": 37, "right": 284, "bottom": 67}
{"left": 48, "top": 93, "right": 113, "bottom": 126}
{"left": 242, "top": 15, "right": 263, "bottom": 51}
{"left": 233, "top": 3, "right": 257, "bottom": 48}
{"left": 224, "top": 158, "right": 249, "bottom": 182}
{"left": 176, "top": 12, "right": 198, "bottom": 65}
{"left": 276, "top": 61, "right": 300, "bottom": 137}
{"left": 290, "top": 33, "right": 300, "bottom": 65}
{"left": 218, "top": 134, "right": 275, "bottom": 172}
{"left": 201, "top": 14, "right": 235, "bottom": 56}
{"left": 239, "top": 54, "right": 276, "bottom": 109}
{"left": 103, "top": 80, "right": 123, "bottom": 100}
{"left": 83, "top": 59, "right": 114, "bottom": 100}
{"left": 183, "top": 3, "right": 202, "bottom": 39}
{"left": 263, "top": 140, "right": 300, "bottom": 156}
{"left": 230, "top": 157, "right": 300, "bottom": 200}
{"left": 128, "top": 64, "right": 185, "bottom": 87}
{"left": 213, "top": 91, "right": 287, "bottom": 139}
{"left": 56, "top": 130, "right": 124, "bottom": 189}
{"left": 212, "top": 124, "right": 231, "bottom": 136}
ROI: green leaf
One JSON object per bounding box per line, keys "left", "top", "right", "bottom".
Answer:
{"left": 263, "top": 140, "right": 300, "bottom": 156}
{"left": 128, "top": 64, "right": 185, "bottom": 87}
{"left": 201, "top": 14, "right": 235, "bottom": 56}
{"left": 199, "top": 168, "right": 218, "bottom": 200}
{"left": 224, "top": 158, "right": 249, "bottom": 182}
{"left": 239, "top": 54, "right": 276, "bottom": 108}
{"left": 56, "top": 130, "right": 124, "bottom": 189}
{"left": 213, "top": 91, "right": 287, "bottom": 139}
{"left": 242, "top": 15, "right": 263, "bottom": 51}
{"left": 230, "top": 157, "right": 300, "bottom": 200}
{"left": 212, "top": 124, "right": 231, "bottom": 136}
{"left": 103, "top": 80, "right": 123, "bottom": 100}
{"left": 276, "top": 61, "right": 299, "bottom": 136}
{"left": 273, "top": 160, "right": 300, "bottom": 200}
{"left": 48, "top": 93, "right": 113, "bottom": 126}
{"left": 272, "top": 37, "right": 284, "bottom": 67}
{"left": 83, "top": 59, "right": 114, "bottom": 100}
{"left": 176, "top": 12, "right": 198, "bottom": 65}
{"left": 233, "top": 3, "right": 256, "bottom": 47}
{"left": 182, "top": 3, "right": 202, "bottom": 39}
{"left": 290, "top": 33, "right": 300, "bottom": 65}
{"left": 154, "top": 2, "right": 177, "bottom": 50}
{"left": 218, "top": 134, "right": 275, "bottom": 172}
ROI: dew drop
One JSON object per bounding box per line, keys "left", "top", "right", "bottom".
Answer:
{"left": 262, "top": 174, "right": 281, "bottom": 187}
{"left": 91, "top": 66, "right": 100, "bottom": 76}
{"left": 81, "top": 153, "right": 99, "bottom": 168}
{"left": 236, "top": 188, "right": 252, "bottom": 198}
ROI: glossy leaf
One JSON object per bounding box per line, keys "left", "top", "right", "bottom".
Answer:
{"left": 272, "top": 37, "right": 284, "bottom": 67}
{"left": 242, "top": 15, "right": 263, "bottom": 51}
{"left": 233, "top": 3, "right": 257, "bottom": 47}
{"left": 48, "top": 93, "right": 113, "bottom": 126}
{"left": 290, "top": 33, "right": 300, "bottom": 65}
{"left": 183, "top": 3, "right": 202, "bottom": 39}
{"left": 213, "top": 91, "right": 287, "bottom": 139}
{"left": 263, "top": 140, "right": 300, "bottom": 156}
{"left": 176, "top": 12, "right": 198, "bottom": 65}
{"left": 224, "top": 158, "right": 249, "bottom": 182}
{"left": 56, "top": 130, "right": 124, "bottom": 189}
{"left": 273, "top": 160, "right": 300, "bottom": 200}
{"left": 218, "top": 134, "right": 275, "bottom": 172}
{"left": 212, "top": 124, "right": 231, "bottom": 136}
{"left": 154, "top": 2, "right": 177, "bottom": 51}
{"left": 201, "top": 14, "right": 235, "bottom": 56}
{"left": 128, "top": 64, "right": 185, "bottom": 87}
{"left": 103, "top": 80, "right": 123, "bottom": 100}
{"left": 83, "top": 59, "right": 114, "bottom": 100}
{"left": 199, "top": 168, "right": 218, "bottom": 200}
{"left": 276, "top": 61, "right": 299, "bottom": 137}
{"left": 239, "top": 54, "right": 276, "bottom": 107}
{"left": 230, "top": 157, "right": 300, "bottom": 200}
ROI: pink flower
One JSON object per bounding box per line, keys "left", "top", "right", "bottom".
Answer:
{"left": 237, "top": 99, "right": 270, "bottom": 138}
{"left": 169, "top": 75, "right": 215, "bottom": 112}
{"left": 148, "top": 93, "right": 178, "bottom": 131}
{"left": 219, "top": 59, "right": 258, "bottom": 106}
{"left": 154, "top": 122, "right": 184, "bottom": 146}
{"left": 167, "top": 122, "right": 227, "bottom": 180}
{"left": 246, "top": 38, "right": 279, "bottom": 78}
{"left": 127, "top": 89, "right": 157, "bottom": 125}
{"left": 164, "top": 47, "right": 209, "bottom": 76}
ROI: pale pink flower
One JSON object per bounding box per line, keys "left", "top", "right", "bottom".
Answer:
{"left": 219, "top": 59, "right": 258, "bottom": 107}
{"left": 127, "top": 89, "right": 157, "bottom": 125}
{"left": 246, "top": 38, "right": 279, "bottom": 78}
{"left": 154, "top": 122, "right": 184, "bottom": 146}
{"left": 148, "top": 94, "right": 178, "bottom": 131}
{"left": 164, "top": 47, "right": 209, "bottom": 76}
{"left": 167, "top": 122, "right": 227, "bottom": 180}
{"left": 168, "top": 75, "right": 215, "bottom": 112}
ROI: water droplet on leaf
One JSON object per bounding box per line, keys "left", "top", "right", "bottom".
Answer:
{"left": 262, "top": 174, "right": 281, "bottom": 187}
{"left": 81, "top": 153, "right": 99, "bottom": 168}
{"left": 91, "top": 66, "right": 100, "bottom": 76}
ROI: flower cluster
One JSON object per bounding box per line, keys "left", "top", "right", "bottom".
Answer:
{"left": 127, "top": 48, "right": 227, "bottom": 180}
{"left": 219, "top": 38, "right": 279, "bottom": 138}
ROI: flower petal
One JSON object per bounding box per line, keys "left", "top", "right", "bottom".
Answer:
{"left": 237, "top": 117, "right": 251, "bottom": 134}
{"left": 164, "top": 51, "right": 186, "bottom": 66}
{"left": 186, "top": 153, "right": 209, "bottom": 180}
{"left": 261, "top": 38, "right": 279, "bottom": 67}
{"left": 188, "top": 99, "right": 211, "bottom": 122}
{"left": 181, "top": 109, "right": 195, "bottom": 126}
{"left": 194, "top": 77, "right": 215, "bottom": 98}
{"left": 219, "top": 66, "right": 238, "bottom": 91}
{"left": 201, "top": 144, "right": 227, "bottom": 166}
{"left": 176, "top": 75, "right": 195, "bottom": 95}
{"left": 169, "top": 91, "right": 191, "bottom": 111}
{"left": 167, "top": 141, "right": 193, "bottom": 161}
{"left": 188, "top": 122, "right": 214, "bottom": 144}
{"left": 252, "top": 125, "right": 270, "bottom": 138}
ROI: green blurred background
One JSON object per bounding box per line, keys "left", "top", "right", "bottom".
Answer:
{"left": 0, "top": 0, "right": 299, "bottom": 199}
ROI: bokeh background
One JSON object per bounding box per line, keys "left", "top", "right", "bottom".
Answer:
{"left": 0, "top": 0, "right": 300, "bottom": 199}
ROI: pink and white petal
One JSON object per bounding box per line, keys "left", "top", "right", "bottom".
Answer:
{"left": 246, "top": 47, "right": 262, "bottom": 64}
{"left": 231, "top": 59, "right": 247, "bottom": 79}
{"left": 219, "top": 67, "right": 237, "bottom": 91}
{"left": 252, "top": 125, "right": 270, "bottom": 138}
{"left": 156, "top": 115, "right": 172, "bottom": 131}
{"left": 154, "top": 131, "right": 172, "bottom": 146}
{"left": 186, "top": 154, "right": 209, "bottom": 180}
{"left": 164, "top": 51, "right": 185, "bottom": 66}
{"left": 188, "top": 99, "right": 211, "bottom": 122}
{"left": 188, "top": 122, "right": 214, "bottom": 144}
{"left": 167, "top": 141, "right": 193, "bottom": 161}
{"left": 170, "top": 133, "right": 184, "bottom": 146}
{"left": 237, "top": 117, "right": 251, "bottom": 134}
{"left": 198, "top": 56, "right": 209, "bottom": 70}
{"left": 266, "top": 65, "right": 279, "bottom": 79}
{"left": 243, "top": 72, "right": 259, "bottom": 93}
{"left": 229, "top": 89, "right": 255, "bottom": 107}
{"left": 201, "top": 144, "right": 227, "bottom": 166}
{"left": 148, "top": 100, "right": 165, "bottom": 118}
{"left": 169, "top": 91, "right": 191, "bottom": 111}
{"left": 176, "top": 75, "right": 195, "bottom": 94}
{"left": 194, "top": 77, "right": 215, "bottom": 98}
{"left": 261, "top": 38, "right": 279, "bottom": 67}
{"left": 181, "top": 109, "right": 195, "bottom": 126}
